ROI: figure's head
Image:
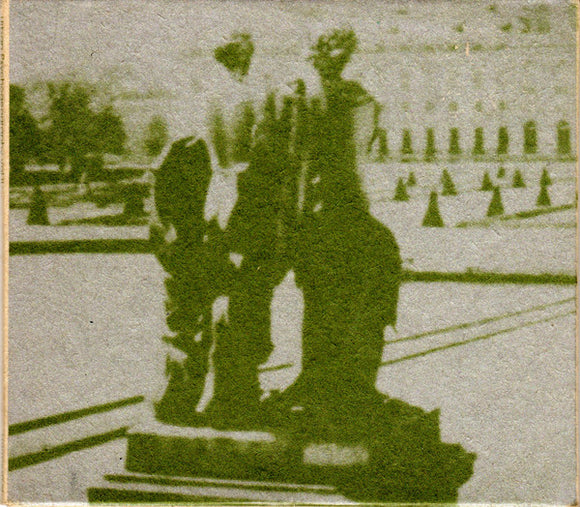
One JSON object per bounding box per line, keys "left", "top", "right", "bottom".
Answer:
{"left": 309, "top": 28, "right": 358, "bottom": 83}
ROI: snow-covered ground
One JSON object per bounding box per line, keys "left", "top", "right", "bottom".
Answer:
{"left": 8, "top": 253, "right": 576, "bottom": 503}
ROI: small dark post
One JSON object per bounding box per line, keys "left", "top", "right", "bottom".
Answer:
{"left": 407, "top": 171, "right": 417, "bottom": 187}
{"left": 448, "top": 127, "right": 461, "bottom": 156}
{"left": 487, "top": 186, "right": 504, "bottom": 217}
{"left": 536, "top": 182, "right": 551, "bottom": 207}
{"left": 473, "top": 127, "right": 485, "bottom": 156}
{"left": 27, "top": 186, "right": 49, "bottom": 225}
{"left": 512, "top": 169, "right": 526, "bottom": 188}
{"left": 401, "top": 129, "right": 413, "bottom": 157}
{"left": 441, "top": 169, "right": 457, "bottom": 196}
{"left": 480, "top": 171, "right": 494, "bottom": 191}
{"left": 422, "top": 191, "right": 444, "bottom": 227}
{"left": 557, "top": 120, "right": 571, "bottom": 157}
{"left": 393, "top": 177, "right": 410, "bottom": 201}
{"left": 424, "top": 128, "right": 437, "bottom": 161}
{"left": 523, "top": 120, "right": 537, "bottom": 155}
{"left": 496, "top": 126, "right": 509, "bottom": 156}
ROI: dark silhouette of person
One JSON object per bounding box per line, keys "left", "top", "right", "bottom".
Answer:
{"left": 204, "top": 94, "right": 301, "bottom": 428}
{"left": 151, "top": 136, "right": 236, "bottom": 425}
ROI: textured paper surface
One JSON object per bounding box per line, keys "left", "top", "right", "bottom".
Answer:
{"left": 6, "top": 0, "right": 578, "bottom": 504}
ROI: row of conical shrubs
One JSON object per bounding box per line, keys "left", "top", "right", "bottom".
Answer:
{"left": 391, "top": 121, "right": 572, "bottom": 159}
{"left": 420, "top": 182, "right": 553, "bottom": 227}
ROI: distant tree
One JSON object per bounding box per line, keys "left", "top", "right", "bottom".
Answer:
{"left": 209, "top": 107, "right": 230, "bottom": 168}
{"left": 144, "top": 115, "right": 169, "bottom": 158}
{"left": 407, "top": 171, "right": 417, "bottom": 187}
{"left": 496, "top": 166, "right": 506, "bottom": 178}
{"left": 9, "top": 85, "right": 41, "bottom": 179}
{"left": 27, "top": 186, "right": 49, "bottom": 225}
{"left": 45, "top": 82, "right": 126, "bottom": 180}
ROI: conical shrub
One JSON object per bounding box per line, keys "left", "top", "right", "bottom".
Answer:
{"left": 557, "top": 120, "right": 571, "bottom": 156}
{"left": 473, "top": 127, "right": 485, "bottom": 156}
{"left": 487, "top": 186, "right": 504, "bottom": 217}
{"left": 496, "top": 166, "right": 506, "bottom": 178}
{"left": 523, "top": 120, "right": 537, "bottom": 154}
{"left": 536, "top": 183, "right": 551, "bottom": 207}
{"left": 422, "top": 191, "right": 444, "bottom": 227}
{"left": 540, "top": 168, "right": 552, "bottom": 187}
{"left": 27, "top": 186, "right": 49, "bottom": 225}
{"left": 393, "top": 177, "right": 410, "bottom": 201}
{"left": 441, "top": 169, "right": 457, "bottom": 196}
{"left": 496, "top": 126, "right": 509, "bottom": 155}
{"left": 512, "top": 169, "right": 526, "bottom": 188}
{"left": 480, "top": 171, "right": 494, "bottom": 191}
{"left": 407, "top": 171, "right": 417, "bottom": 187}
{"left": 448, "top": 127, "right": 461, "bottom": 156}
{"left": 424, "top": 128, "right": 437, "bottom": 161}
{"left": 401, "top": 129, "right": 413, "bottom": 156}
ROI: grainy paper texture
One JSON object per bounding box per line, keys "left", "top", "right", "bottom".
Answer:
{"left": 7, "top": 0, "right": 577, "bottom": 504}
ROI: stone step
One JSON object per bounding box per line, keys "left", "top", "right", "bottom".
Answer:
{"left": 88, "top": 472, "right": 352, "bottom": 504}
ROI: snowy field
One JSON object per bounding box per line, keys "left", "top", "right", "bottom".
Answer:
{"left": 8, "top": 253, "right": 576, "bottom": 503}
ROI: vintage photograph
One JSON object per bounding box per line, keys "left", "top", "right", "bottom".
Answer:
{"left": 7, "top": 0, "right": 577, "bottom": 504}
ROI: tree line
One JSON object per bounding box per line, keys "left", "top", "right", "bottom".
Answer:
{"left": 9, "top": 82, "right": 169, "bottom": 184}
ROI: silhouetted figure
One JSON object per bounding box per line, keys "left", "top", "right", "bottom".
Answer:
{"left": 27, "top": 186, "right": 49, "bottom": 225}
{"left": 206, "top": 95, "right": 300, "bottom": 427}
{"left": 151, "top": 137, "right": 229, "bottom": 425}
{"left": 275, "top": 35, "right": 403, "bottom": 428}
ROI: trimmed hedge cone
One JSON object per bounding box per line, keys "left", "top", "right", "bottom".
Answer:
{"left": 536, "top": 182, "right": 551, "bottom": 207}
{"left": 422, "top": 191, "right": 444, "bottom": 227}
{"left": 496, "top": 126, "right": 509, "bottom": 156}
{"left": 512, "top": 169, "right": 526, "bottom": 188}
{"left": 557, "top": 120, "right": 571, "bottom": 157}
{"left": 424, "top": 128, "right": 437, "bottom": 161}
{"left": 497, "top": 166, "right": 506, "bottom": 178}
{"left": 480, "top": 171, "right": 494, "bottom": 191}
{"left": 448, "top": 127, "right": 461, "bottom": 156}
{"left": 487, "top": 186, "right": 504, "bottom": 217}
{"left": 472, "top": 127, "right": 485, "bottom": 156}
{"left": 27, "top": 186, "right": 50, "bottom": 225}
{"left": 393, "top": 177, "right": 410, "bottom": 201}
{"left": 441, "top": 169, "right": 457, "bottom": 196}
{"left": 540, "top": 168, "right": 552, "bottom": 187}
{"left": 401, "top": 129, "right": 414, "bottom": 157}
{"left": 407, "top": 171, "right": 417, "bottom": 187}
{"left": 523, "top": 120, "right": 538, "bottom": 155}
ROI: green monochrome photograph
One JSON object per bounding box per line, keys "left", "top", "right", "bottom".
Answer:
{"left": 5, "top": 0, "right": 578, "bottom": 504}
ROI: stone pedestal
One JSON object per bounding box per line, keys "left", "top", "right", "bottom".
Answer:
{"left": 89, "top": 400, "right": 476, "bottom": 503}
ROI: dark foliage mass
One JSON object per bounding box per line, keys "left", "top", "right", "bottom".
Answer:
{"left": 214, "top": 32, "right": 255, "bottom": 81}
